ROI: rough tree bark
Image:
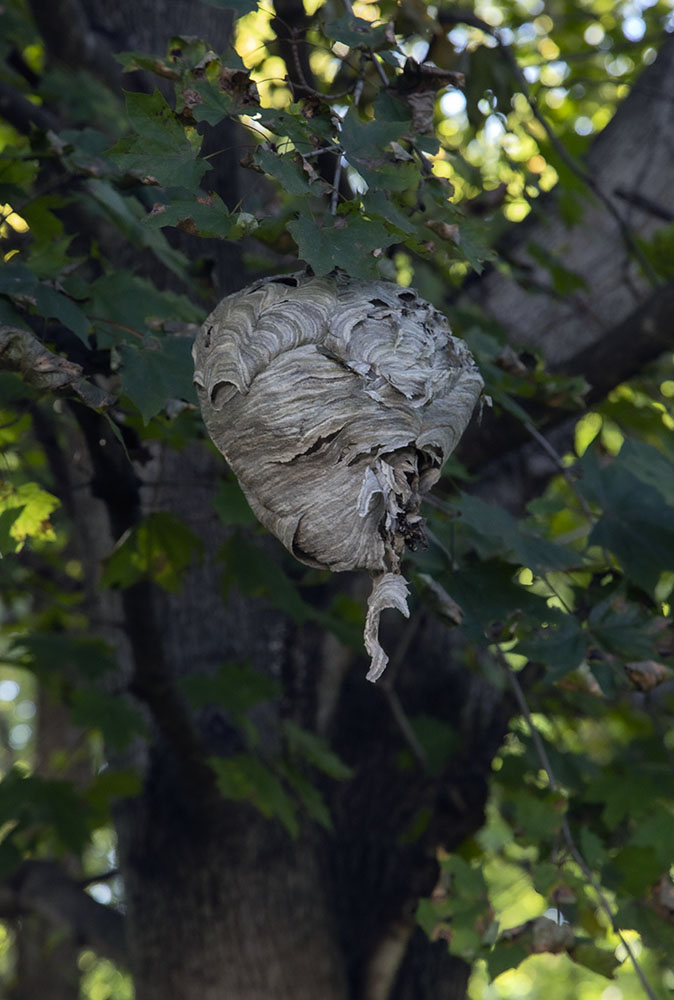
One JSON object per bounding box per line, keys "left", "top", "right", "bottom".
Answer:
{"left": 460, "top": 32, "right": 674, "bottom": 509}
{"left": 11, "top": 5, "right": 674, "bottom": 1000}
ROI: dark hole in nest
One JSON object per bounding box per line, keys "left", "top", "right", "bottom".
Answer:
{"left": 270, "top": 276, "right": 300, "bottom": 287}
{"left": 302, "top": 429, "right": 341, "bottom": 456}
{"left": 369, "top": 297, "right": 389, "bottom": 307}
{"left": 398, "top": 291, "right": 416, "bottom": 302}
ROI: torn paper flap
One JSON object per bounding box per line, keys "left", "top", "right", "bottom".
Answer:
{"left": 365, "top": 573, "right": 410, "bottom": 683}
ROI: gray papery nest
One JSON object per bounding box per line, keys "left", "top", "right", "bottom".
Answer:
{"left": 193, "top": 271, "right": 483, "bottom": 681}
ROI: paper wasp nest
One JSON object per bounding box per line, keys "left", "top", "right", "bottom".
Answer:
{"left": 193, "top": 271, "right": 483, "bottom": 681}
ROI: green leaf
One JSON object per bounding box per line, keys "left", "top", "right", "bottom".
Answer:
{"left": 124, "top": 89, "right": 185, "bottom": 146}
{"left": 277, "top": 761, "right": 333, "bottom": 830}
{"left": 209, "top": 754, "right": 299, "bottom": 835}
{"left": 258, "top": 106, "right": 332, "bottom": 156}
{"left": 0, "top": 838, "right": 22, "bottom": 880}
{"left": 362, "top": 190, "right": 416, "bottom": 234}
{"left": 436, "top": 855, "right": 491, "bottom": 958}
{"left": 108, "top": 90, "right": 209, "bottom": 188}
{"left": 0, "top": 769, "right": 91, "bottom": 854}
{"left": 447, "top": 560, "right": 550, "bottom": 642}
{"left": 323, "top": 14, "right": 392, "bottom": 50}
{"left": 502, "top": 782, "right": 565, "bottom": 841}
{"left": 341, "top": 108, "right": 410, "bottom": 160}
{"left": 517, "top": 615, "right": 586, "bottom": 679}
{"left": 87, "top": 271, "right": 200, "bottom": 345}
{"left": 0, "top": 506, "right": 24, "bottom": 556}
{"left": 570, "top": 941, "right": 621, "bottom": 979}
{"left": 13, "top": 634, "right": 117, "bottom": 679}
{"left": 115, "top": 50, "right": 181, "bottom": 78}
{"left": 610, "top": 845, "right": 663, "bottom": 895}
{"left": 119, "top": 336, "right": 197, "bottom": 423}
{"left": 579, "top": 825, "right": 605, "bottom": 871}
{"left": 220, "top": 532, "right": 313, "bottom": 624}
{"left": 288, "top": 212, "right": 397, "bottom": 277}
{"left": 629, "top": 804, "right": 674, "bottom": 869}
{"left": 528, "top": 241, "right": 588, "bottom": 296}
{"left": 191, "top": 79, "right": 234, "bottom": 126}
{"left": 340, "top": 108, "right": 420, "bottom": 191}
{"left": 83, "top": 178, "right": 191, "bottom": 279}
{"left": 617, "top": 439, "right": 674, "bottom": 505}
{"left": 70, "top": 689, "right": 148, "bottom": 749}
{"left": 283, "top": 721, "right": 353, "bottom": 780}
{"left": 0, "top": 297, "right": 28, "bottom": 328}
{"left": 457, "top": 218, "right": 495, "bottom": 274}
{"left": 33, "top": 284, "right": 90, "bottom": 343}
{"left": 84, "top": 769, "right": 143, "bottom": 824}
{"left": 0, "top": 482, "right": 60, "bottom": 546}
{"left": 587, "top": 595, "right": 656, "bottom": 662}
{"left": 583, "top": 768, "right": 666, "bottom": 827}
{"left": 416, "top": 896, "right": 451, "bottom": 938}
{"left": 144, "top": 195, "right": 233, "bottom": 239}
{"left": 213, "top": 477, "right": 257, "bottom": 526}
{"left": 455, "top": 494, "right": 574, "bottom": 573}
{"left": 102, "top": 511, "right": 203, "bottom": 592}
{"left": 580, "top": 450, "right": 674, "bottom": 595}
{"left": 486, "top": 940, "right": 530, "bottom": 980}
{"left": 254, "top": 146, "right": 312, "bottom": 196}
{"left": 110, "top": 135, "right": 210, "bottom": 189}
{"left": 181, "top": 662, "right": 281, "bottom": 718}
{"left": 408, "top": 714, "right": 458, "bottom": 774}
{"left": 0, "top": 262, "right": 36, "bottom": 296}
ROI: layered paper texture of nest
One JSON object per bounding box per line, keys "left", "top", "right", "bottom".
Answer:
{"left": 193, "top": 271, "right": 483, "bottom": 680}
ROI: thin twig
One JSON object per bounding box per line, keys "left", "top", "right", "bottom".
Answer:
{"left": 524, "top": 420, "right": 595, "bottom": 522}
{"left": 371, "top": 52, "right": 389, "bottom": 88}
{"left": 330, "top": 74, "right": 364, "bottom": 214}
{"left": 377, "top": 613, "right": 428, "bottom": 767}
{"left": 330, "top": 158, "right": 344, "bottom": 215}
{"left": 89, "top": 316, "right": 144, "bottom": 340}
{"left": 498, "top": 649, "right": 659, "bottom": 1000}
{"left": 380, "top": 684, "right": 428, "bottom": 769}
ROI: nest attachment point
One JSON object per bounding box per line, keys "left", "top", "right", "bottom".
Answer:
{"left": 193, "top": 271, "right": 483, "bottom": 681}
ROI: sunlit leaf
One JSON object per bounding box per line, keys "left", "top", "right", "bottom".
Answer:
{"left": 0, "top": 482, "right": 60, "bottom": 547}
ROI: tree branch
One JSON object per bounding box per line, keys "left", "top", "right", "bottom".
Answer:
{"left": 0, "top": 860, "right": 127, "bottom": 966}
{"left": 0, "top": 325, "right": 114, "bottom": 408}
{"left": 0, "top": 80, "right": 59, "bottom": 133}
{"left": 459, "top": 275, "right": 674, "bottom": 505}
{"left": 450, "top": 36, "right": 674, "bottom": 509}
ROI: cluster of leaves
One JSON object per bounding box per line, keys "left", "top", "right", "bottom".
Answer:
{"left": 0, "top": 0, "right": 674, "bottom": 999}
{"left": 409, "top": 384, "right": 674, "bottom": 992}
{"left": 183, "top": 660, "right": 352, "bottom": 836}
{"left": 112, "top": 20, "right": 494, "bottom": 280}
